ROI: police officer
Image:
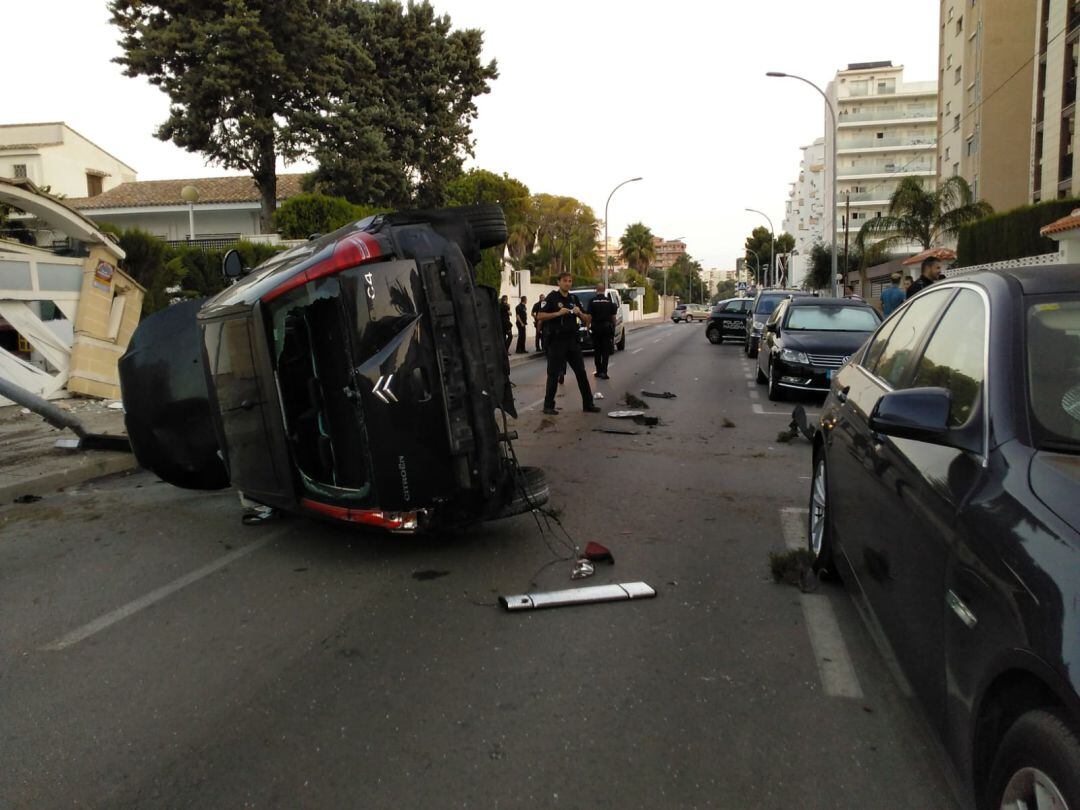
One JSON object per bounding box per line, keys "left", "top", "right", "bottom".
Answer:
{"left": 536, "top": 272, "right": 600, "bottom": 415}
{"left": 531, "top": 293, "right": 546, "bottom": 351}
{"left": 515, "top": 295, "right": 528, "bottom": 354}
{"left": 587, "top": 282, "right": 617, "bottom": 379}
{"left": 906, "top": 256, "right": 942, "bottom": 299}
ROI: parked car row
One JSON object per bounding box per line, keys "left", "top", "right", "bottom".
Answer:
{"left": 672, "top": 302, "right": 710, "bottom": 322}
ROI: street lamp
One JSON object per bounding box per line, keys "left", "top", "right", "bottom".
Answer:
{"left": 745, "top": 208, "right": 774, "bottom": 288}
{"left": 766, "top": 71, "right": 839, "bottom": 297}
{"left": 604, "top": 176, "right": 642, "bottom": 288}
{"left": 180, "top": 185, "right": 199, "bottom": 241}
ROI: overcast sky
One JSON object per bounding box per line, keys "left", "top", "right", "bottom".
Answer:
{"left": 5, "top": 0, "right": 939, "bottom": 269}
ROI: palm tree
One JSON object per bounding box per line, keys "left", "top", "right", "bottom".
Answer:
{"left": 855, "top": 176, "right": 993, "bottom": 253}
{"left": 620, "top": 222, "right": 655, "bottom": 277}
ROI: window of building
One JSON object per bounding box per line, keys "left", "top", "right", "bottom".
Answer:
{"left": 966, "top": 136, "right": 978, "bottom": 156}
{"left": 945, "top": 100, "right": 951, "bottom": 115}
{"left": 86, "top": 173, "right": 103, "bottom": 197}
{"left": 12, "top": 164, "right": 27, "bottom": 179}
{"left": 954, "top": 113, "right": 961, "bottom": 132}
{"left": 954, "top": 66, "right": 963, "bottom": 84}
{"left": 953, "top": 162, "right": 961, "bottom": 176}
{"left": 877, "top": 78, "right": 896, "bottom": 94}
{"left": 948, "top": 5, "right": 954, "bottom": 20}
{"left": 947, "top": 54, "right": 953, "bottom": 69}
{"left": 850, "top": 80, "right": 869, "bottom": 97}
{"left": 956, "top": 15, "right": 963, "bottom": 34}
{"left": 944, "top": 146, "right": 951, "bottom": 160}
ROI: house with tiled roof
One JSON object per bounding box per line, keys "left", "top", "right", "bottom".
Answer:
{"left": 67, "top": 173, "right": 307, "bottom": 244}
{"left": 0, "top": 123, "right": 136, "bottom": 199}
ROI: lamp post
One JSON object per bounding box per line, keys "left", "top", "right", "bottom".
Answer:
{"left": 604, "top": 176, "right": 643, "bottom": 288}
{"left": 766, "top": 71, "right": 839, "bottom": 297}
{"left": 180, "top": 185, "right": 199, "bottom": 241}
{"left": 745, "top": 208, "right": 774, "bottom": 288}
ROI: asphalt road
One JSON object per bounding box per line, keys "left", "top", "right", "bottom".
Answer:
{"left": 0, "top": 321, "right": 962, "bottom": 809}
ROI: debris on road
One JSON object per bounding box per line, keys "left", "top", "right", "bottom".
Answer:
{"left": 641, "top": 390, "right": 677, "bottom": 399}
{"left": 584, "top": 541, "right": 614, "bottom": 564}
{"left": 633, "top": 415, "right": 660, "bottom": 427}
{"left": 608, "top": 410, "right": 646, "bottom": 419}
{"left": 623, "top": 392, "right": 649, "bottom": 409}
{"left": 721, "top": 418, "right": 737, "bottom": 428}
{"left": 571, "top": 558, "right": 595, "bottom": 580}
{"left": 768, "top": 549, "right": 819, "bottom": 593}
{"left": 499, "top": 581, "right": 656, "bottom": 611}
{"left": 594, "top": 391, "right": 604, "bottom": 400}
{"left": 790, "top": 405, "right": 817, "bottom": 442}
{"left": 412, "top": 569, "right": 450, "bottom": 581}
{"left": 536, "top": 416, "right": 557, "bottom": 432}
{"left": 13, "top": 494, "right": 42, "bottom": 504}
{"left": 777, "top": 428, "right": 797, "bottom": 443}
{"left": 593, "top": 428, "right": 640, "bottom": 435}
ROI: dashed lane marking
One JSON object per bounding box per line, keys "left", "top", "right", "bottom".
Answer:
{"left": 779, "top": 507, "right": 864, "bottom": 699}
{"left": 632, "top": 348, "right": 644, "bottom": 354}
{"left": 41, "top": 530, "right": 284, "bottom": 651}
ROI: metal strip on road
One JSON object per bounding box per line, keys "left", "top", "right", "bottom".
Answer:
{"left": 41, "top": 531, "right": 282, "bottom": 652}
{"left": 779, "top": 507, "right": 864, "bottom": 700}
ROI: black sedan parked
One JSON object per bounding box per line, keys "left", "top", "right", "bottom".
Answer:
{"left": 756, "top": 297, "right": 881, "bottom": 401}
{"left": 706, "top": 296, "right": 753, "bottom": 344}
{"left": 809, "top": 265, "right": 1080, "bottom": 810}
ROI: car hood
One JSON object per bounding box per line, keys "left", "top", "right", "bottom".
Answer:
{"left": 1030, "top": 451, "right": 1080, "bottom": 535}
{"left": 780, "top": 330, "right": 873, "bottom": 356}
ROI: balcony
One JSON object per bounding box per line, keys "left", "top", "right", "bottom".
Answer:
{"left": 837, "top": 108, "right": 937, "bottom": 125}
{"left": 841, "top": 191, "right": 893, "bottom": 203}
{"left": 837, "top": 163, "right": 935, "bottom": 178}
{"left": 838, "top": 136, "right": 936, "bottom": 152}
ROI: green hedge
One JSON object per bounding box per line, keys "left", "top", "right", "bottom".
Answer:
{"left": 643, "top": 284, "right": 659, "bottom": 314}
{"left": 956, "top": 197, "right": 1080, "bottom": 266}
{"left": 271, "top": 193, "right": 386, "bottom": 240}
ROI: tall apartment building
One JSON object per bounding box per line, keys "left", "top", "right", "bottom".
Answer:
{"left": 938, "top": 0, "right": 1036, "bottom": 211}
{"left": 1032, "top": 0, "right": 1080, "bottom": 201}
{"left": 782, "top": 137, "right": 826, "bottom": 288}
{"left": 825, "top": 62, "right": 938, "bottom": 250}
{"left": 651, "top": 236, "right": 687, "bottom": 270}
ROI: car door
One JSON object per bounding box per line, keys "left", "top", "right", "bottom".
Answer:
{"left": 722, "top": 300, "right": 748, "bottom": 338}
{"left": 759, "top": 300, "right": 787, "bottom": 379}
{"left": 864, "top": 287, "right": 989, "bottom": 729}
{"left": 827, "top": 289, "right": 954, "bottom": 609}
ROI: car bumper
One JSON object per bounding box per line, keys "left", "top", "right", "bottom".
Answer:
{"left": 773, "top": 360, "right": 835, "bottom": 392}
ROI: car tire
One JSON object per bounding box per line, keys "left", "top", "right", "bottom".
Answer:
{"left": 459, "top": 204, "right": 508, "bottom": 250}
{"left": 808, "top": 450, "right": 838, "bottom": 579}
{"left": 490, "top": 465, "right": 550, "bottom": 520}
{"left": 987, "top": 709, "right": 1080, "bottom": 810}
{"left": 756, "top": 364, "right": 767, "bottom": 384}
{"left": 706, "top": 326, "right": 721, "bottom": 344}
{"left": 767, "top": 361, "right": 784, "bottom": 401}
{"left": 616, "top": 330, "right": 626, "bottom": 351}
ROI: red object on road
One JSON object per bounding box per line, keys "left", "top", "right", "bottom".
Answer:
{"left": 584, "top": 541, "right": 614, "bottom": 564}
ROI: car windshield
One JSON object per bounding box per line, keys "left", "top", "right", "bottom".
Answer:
{"left": 755, "top": 297, "right": 784, "bottom": 316}
{"left": 786, "top": 305, "right": 879, "bottom": 332}
{"left": 1027, "top": 297, "right": 1080, "bottom": 452}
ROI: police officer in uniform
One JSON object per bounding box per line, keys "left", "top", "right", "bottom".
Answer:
{"left": 586, "top": 282, "right": 617, "bottom": 379}
{"left": 536, "top": 272, "right": 601, "bottom": 415}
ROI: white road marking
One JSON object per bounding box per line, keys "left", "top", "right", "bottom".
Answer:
{"left": 632, "top": 348, "right": 644, "bottom": 354}
{"left": 752, "top": 403, "right": 822, "bottom": 418}
{"left": 524, "top": 397, "right": 547, "bottom": 412}
{"left": 42, "top": 532, "right": 280, "bottom": 651}
{"left": 779, "top": 507, "right": 864, "bottom": 699}
{"left": 652, "top": 338, "right": 664, "bottom": 344}
{"left": 749, "top": 390, "right": 760, "bottom": 400}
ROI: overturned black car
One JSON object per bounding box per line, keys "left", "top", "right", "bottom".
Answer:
{"left": 119, "top": 205, "right": 547, "bottom": 532}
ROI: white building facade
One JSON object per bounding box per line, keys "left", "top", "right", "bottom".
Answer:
{"left": 0, "top": 123, "right": 136, "bottom": 199}
{"left": 824, "top": 62, "right": 938, "bottom": 250}
{"left": 782, "top": 137, "right": 826, "bottom": 289}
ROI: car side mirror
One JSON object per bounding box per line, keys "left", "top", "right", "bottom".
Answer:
{"left": 766, "top": 322, "right": 779, "bottom": 334}
{"left": 869, "top": 387, "right": 983, "bottom": 453}
{"left": 222, "top": 249, "right": 246, "bottom": 281}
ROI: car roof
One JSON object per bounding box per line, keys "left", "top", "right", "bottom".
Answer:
{"left": 756, "top": 289, "right": 813, "bottom": 298}
{"left": 785, "top": 297, "right": 874, "bottom": 308}
{"left": 953, "top": 264, "right": 1080, "bottom": 296}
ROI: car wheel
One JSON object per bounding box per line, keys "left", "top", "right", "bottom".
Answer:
{"left": 706, "top": 326, "right": 721, "bottom": 344}
{"left": 756, "top": 363, "right": 767, "bottom": 384}
{"left": 616, "top": 330, "right": 626, "bottom": 351}
{"left": 987, "top": 709, "right": 1080, "bottom": 810}
{"left": 458, "top": 204, "right": 508, "bottom": 250}
{"left": 490, "top": 465, "right": 550, "bottom": 519}
{"left": 808, "top": 450, "right": 837, "bottom": 578}
{"left": 685, "top": 315, "right": 693, "bottom": 323}
{"left": 767, "top": 361, "right": 784, "bottom": 401}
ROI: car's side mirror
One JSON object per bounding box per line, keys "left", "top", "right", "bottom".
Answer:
{"left": 766, "top": 322, "right": 779, "bottom": 334}
{"left": 222, "top": 249, "right": 246, "bottom": 281}
{"left": 870, "top": 387, "right": 950, "bottom": 441}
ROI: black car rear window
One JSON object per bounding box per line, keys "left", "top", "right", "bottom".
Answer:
{"left": 1027, "top": 296, "right": 1080, "bottom": 451}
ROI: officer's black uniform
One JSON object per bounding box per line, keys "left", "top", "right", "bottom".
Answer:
{"left": 587, "top": 293, "right": 617, "bottom": 378}
{"left": 541, "top": 291, "right": 595, "bottom": 412}
{"left": 500, "top": 299, "right": 513, "bottom": 351}
{"left": 531, "top": 298, "right": 545, "bottom": 351}
{"left": 515, "top": 301, "right": 528, "bottom": 354}
{"left": 906, "top": 274, "right": 935, "bottom": 299}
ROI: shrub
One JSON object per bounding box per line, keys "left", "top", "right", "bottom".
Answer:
{"left": 642, "top": 284, "right": 659, "bottom": 314}
{"left": 271, "top": 193, "right": 386, "bottom": 240}
{"left": 956, "top": 197, "right": 1080, "bottom": 266}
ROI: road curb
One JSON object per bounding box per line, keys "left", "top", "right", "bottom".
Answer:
{"left": 0, "top": 452, "right": 140, "bottom": 503}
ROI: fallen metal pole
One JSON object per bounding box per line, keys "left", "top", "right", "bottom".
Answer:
{"left": 0, "top": 376, "right": 86, "bottom": 437}
{"left": 499, "top": 581, "right": 656, "bottom": 611}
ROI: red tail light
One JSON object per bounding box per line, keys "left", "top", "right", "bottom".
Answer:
{"left": 262, "top": 231, "right": 382, "bottom": 303}
{"left": 300, "top": 498, "right": 418, "bottom": 532}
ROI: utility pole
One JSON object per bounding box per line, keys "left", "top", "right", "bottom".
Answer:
{"left": 843, "top": 192, "right": 850, "bottom": 295}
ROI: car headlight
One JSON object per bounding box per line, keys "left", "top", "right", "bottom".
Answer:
{"left": 780, "top": 348, "right": 810, "bottom": 364}
{"left": 752, "top": 320, "right": 765, "bottom": 332}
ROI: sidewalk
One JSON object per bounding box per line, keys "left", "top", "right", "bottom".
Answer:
{"left": 0, "top": 399, "right": 136, "bottom": 504}
{"left": 0, "top": 321, "right": 669, "bottom": 503}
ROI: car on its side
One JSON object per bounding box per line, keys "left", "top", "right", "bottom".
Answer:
{"left": 570, "top": 287, "right": 626, "bottom": 352}
{"left": 119, "top": 205, "right": 547, "bottom": 533}
{"left": 809, "top": 265, "right": 1080, "bottom": 810}
{"left": 672, "top": 303, "right": 709, "bottom": 323}
{"left": 706, "top": 297, "right": 754, "bottom": 344}
{"left": 744, "top": 288, "right": 814, "bottom": 357}
{"left": 755, "top": 297, "right": 881, "bottom": 401}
